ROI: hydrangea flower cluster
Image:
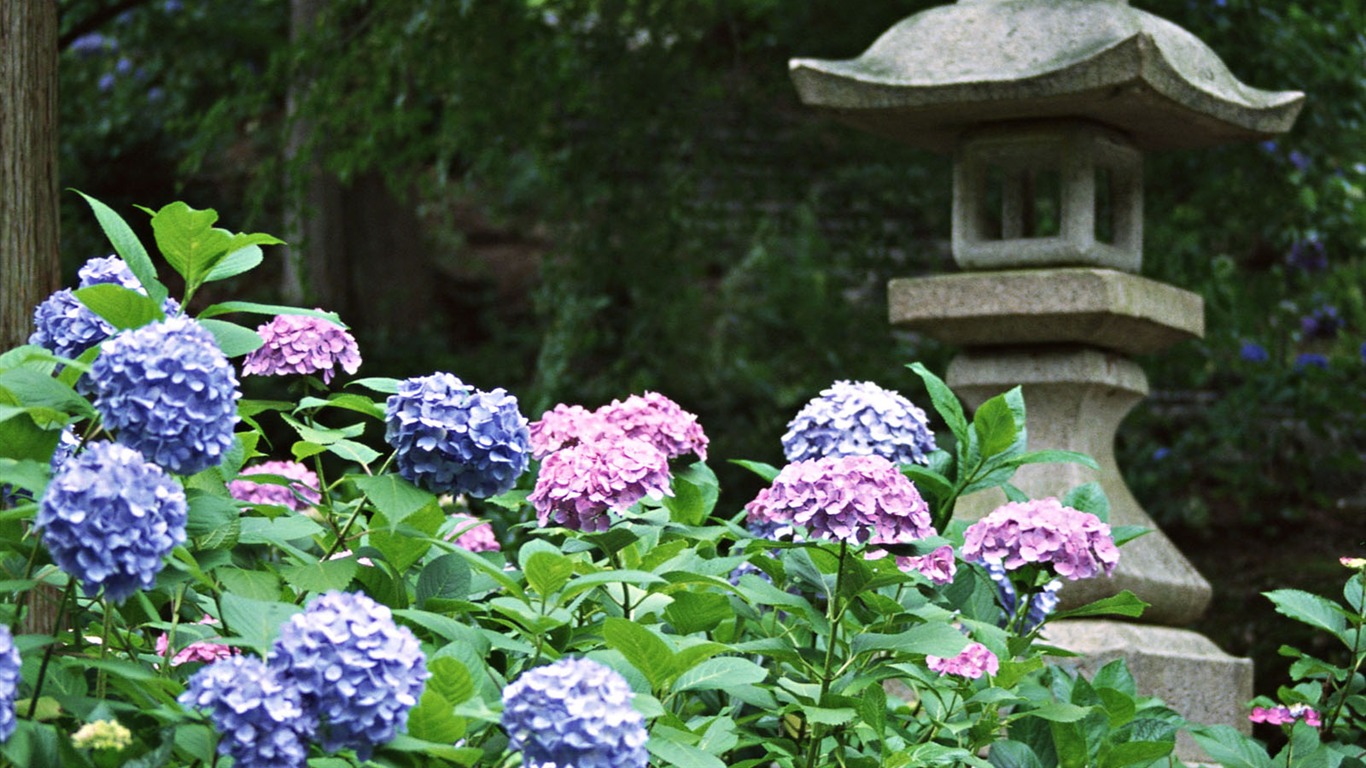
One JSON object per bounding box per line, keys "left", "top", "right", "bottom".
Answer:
{"left": 983, "top": 560, "right": 1061, "bottom": 632}
{"left": 447, "top": 514, "right": 500, "bottom": 552}
{"left": 179, "top": 656, "right": 313, "bottom": 768}
{"left": 268, "top": 591, "right": 428, "bottom": 758}
{"left": 241, "top": 313, "right": 362, "bottom": 384}
{"left": 1240, "top": 341, "right": 1270, "bottom": 363}
{"left": 228, "top": 461, "right": 322, "bottom": 512}
{"left": 744, "top": 455, "right": 933, "bottom": 546}
{"left": 501, "top": 657, "right": 649, "bottom": 768}
{"left": 926, "top": 642, "right": 999, "bottom": 679}
{"left": 1250, "top": 704, "right": 1321, "bottom": 728}
{"left": 1300, "top": 305, "right": 1342, "bottom": 339}
{"left": 1287, "top": 238, "right": 1328, "bottom": 271}
{"left": 71, "top": 719, "right": 133, "bottom": 751}
{"left": 0, "top": 626, "right": 19, "bottom": 742}
{"left": 91, "top": 315, "right": 240, "bottom": 475}
{"left": 385, "top": 373, "right": 531, "bottom": 498}
{"left": 29, "top": 289, "right": 118, "bottom": 361}
{"left": 961, "top": 498, "right": 1119, "bottom": 580}
{"left": 782, "top": 380, "right": 937, "bottom": 466}
{"left": 78, "top": 255, "right": 142, "bottom": 290}
{"left": 898, "top": 544, "right": 957, "bottom": 585}
{"left": 529, "top": 393, "right": 708, "bottom": 462}
{"left": 529, "top": 438, "right": 672, "bottom": 532}
{"left": 528, "top": 404, "right": 605, "bottom": 458}
{"left": 156, "top": 628, "right": 238, "bottom": 667}
{"left": 37, "top": 441, "right": 187, "bottom": 602}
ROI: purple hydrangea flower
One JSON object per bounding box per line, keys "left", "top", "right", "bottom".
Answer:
{"left": 68, "top": 33, "right": 114, "bottom": 56}
{"left": 1250, "top": 704, "right": 1321, "bottom": 728}
{"left": 268, "top": 591, "right": 428, "bottom": 758}
{"left": 501, "top": 657, "right": 649, "bottom": 768}
{"left": 926, "top": 642, "right": 999, "bottom": 679}
{"left": 744, "top": 455, "right": 933, "bottom": 547}
{"left": 179, "top": 656, "right": 313, "bottom": 768}
{"left": 529, "top": 404, "right": 613, "bottom": 459}
{"left": 1300, "top": 305, "right": 1342, "bottom": 340}
{"left": 1239, "top": 342, "right": 1269, "bottom": 363}
{"left": 528, "top": 437, "right": 672, "bottom": 532}
{"left": 597, "top": 392, "right": 709, "bottom": 462}
{"left": 898, "top": 544, "right": 956, "bottom": 585}
{"left": 1289, "top": 151, "right": 1310, "bottom": 172}
{"left": 0, "top": 626, "right": 19, "bottom": 742}
{"left": 962, "top": 498, "right": 1119, "bottom": 580}
{"left": 78, "top": 255, "right": 143, "bottom": 291}
{"left": 91, "top": 315, "right": 240, "bottom": 475}
{"left": 385, "top": 373, "right": 531, "bottom": 498}
{"left": 1287, "top": 239, "right": 1328, "bottom": 272}
{"left": 29, "top": 289, "right": 118, "bottom": 361}
{"left": 36, "top": 441, "right": 187, "bottom": 602}
{"left": 446, "top": 514, "right": 500, "bottom": 552}
{"left": 241, "top": 314, "right": 361, "bottom": 385}
{"left": 228, "top": 461, "right": 321, "bottom": 512}
{"left": 782, "top": 380, "right": 937, "bottom": 467}
{"left": 982, "top": 560, "right": 1061, "bottom": 632}
{"left": 1296, "top": 353, "right": 1329, "bottom": 370}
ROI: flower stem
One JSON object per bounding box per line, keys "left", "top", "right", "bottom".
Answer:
{"left": 28, "top": 581, "right": 75, "bottom": 717}
{"left": 805, "top": 540, "right": 849, "bottom": 768}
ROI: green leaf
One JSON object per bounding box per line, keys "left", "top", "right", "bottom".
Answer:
{"left": 860, "top": 682, "right": 887, "bottom": 739}
{"left": 900, "top": 464, "right": 954, "bottom": 501}
{"left": 1265, "top": 589, "right": 1348, "bottom": 644}
{"left": 151, "top": 201, "right": 237, "bottom": 285}
{"left": 369, "top": 502, "right": 444, "bottom": 571}
{"left": 663, "top": 474, "right": 708, "bottom": 526}
{"left": 1001, "top": 450, "right": 1100, "bottom": 470}
{"left": 0, "top": 458, "right": 50, "bottom": 497}
{"left": 219, "top": 593, "right": 302, "bottom": 654}
{"left": 417, "top": 554, "right": 472, "bottom": 607}
{"left": 203, "top": 244, "right": 264, "bottom": 282}
{"left": 1187, "top": 725, "right": 1274, "bottom": 768}
{"left": 73, "top": 284, "right": 163, "bottom": 329}
{"left": 217, "top": 568, "right": 282, "bottom": 602}
{"left": 198, "top": 318, "right": 264, "bottom": 358}
{"left": 663, "top": 591, "right": 732, "bottom": 635}
{"left": 729, "top": 459, "right": 780, "bottom": 482}
{"left": 1062, "top": 482, "right": 1110, "bottom": 522}
{"left": 351, "top": 473, "right": 436, "bottom": 526}
{"left": 74, "top": 191, "right": 168, "bottom": 304}
{"left": 988, "top": 740, "right": 1046, "bottom": 768}
{"left": 647, "top": 737, "right": 728, "bottom": 768}
{"left": 1050, "top": 591, "right": 1149, "bottom": 621}
{"left": 908, "top": 362, "right": 968, "bottom": 446}
{"left": 406, "top": 690, "right": 465, "bottom": 744}
{"left": 524, "top": 551, "right": 574, "bottom": 597}
{"left": 803, "top": 706, "right": 857, "bottom": 725}
{"left": 325, "top": 438, "right": 382, "bottom": 465}
{"left": 604, "top": 618, "right": 674, "bottom": 689}
{"left": 427, "top": 657, "right": 475, "bottom": 705}
{"left": 1110, "top": 526, "right": 1150, "bottom": 547}
{"left": 673, "top": 657, "right": 767, "bottom": 692}
{"left": 1100, "top": 740, "right": 1172, "bottom": 768}
{"left": 238, "top": 516, "right": 323, "bottom": 545}
{"left": 197, "top": 301, "right": 344, "bottom": 326}
{"left": 281, "top": 557, "right": 359, "bottom": 593}
{"left": 0, "top": 368, "right": 95, "bottom": 418}
{"left": 185, "top": 493, "right": 240, "bottom": 538}
{"left": 348, "top": 377, "right": 402, "bottom": 394}
{"left": 561, "top": 569, "right": 668, "bottom": 599}
{"left": 850, "top": 622, "right": 970, "bottom": 659}
{"left": 973, "top": 391, "right": 1019, "bottom": 458}
{"left": 1025, "top": 702, "right": 1096, "bottom": 723}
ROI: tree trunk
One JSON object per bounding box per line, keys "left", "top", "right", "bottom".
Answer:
{"left": 0, "top": 1, "right": 61, "bottom": 350}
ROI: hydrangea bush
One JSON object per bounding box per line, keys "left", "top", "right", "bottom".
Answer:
{"left": 0, "top": 196, "right": 1357, "bottom": 767}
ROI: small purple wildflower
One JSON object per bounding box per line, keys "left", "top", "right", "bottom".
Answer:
{"left": 241, "top": 314, "right": 361, "bottom": 384}
{"left": 228, "top": 461, "right": 321, "bottom": 512}
{"left": 926, "top": 642, "right": 999, "bottom": 679}
{"left": 501, "top": 657, "right": 649, "bottom": 768}
{"left": 744, "top": 455, "right": 933, "bottom": 547}
{"left": 269, "top": 591, "right": 428, "bottom": 758}
{"left": 179, "top": 656, "right": 313, "bottom": 768}
{"left": 98, "top": 73, "right": 116, "bottom": 92}
{"left": 36, "top": 441, "right": 187, "bottom": 602}
{"left": 1152, "top": 447, "right": 1171, "bottom": 461}
{"left": 529, "top": 437, "right": 672, "bottom": 532}
{"left": 962, "top": 498, "right": 1119, "bottom": 580}
{"left": 782, "top": 380, "right": 937, "bottom": 466}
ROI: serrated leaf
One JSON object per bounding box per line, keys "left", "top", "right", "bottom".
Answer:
{"left": 647, "top": 737, "right": 727, "bottom": 768}
{"left": 74, "top": 191, "right": 168, "bottom": 304}
{"left": 1265, "top": 589, "right": 1349, "bottom": 645}
{"left": 325, "top": 438, "right": 382, "bottom": 465}
{"left": 151, "top": 202, "right": 235, "bottom": 285}
{"left": 908, "top": 362, "right": 969, "bottom": 446}
{"left": 901, "top": 464, "right": 954, "bottom": 501}
{"left": 238, "top": 516, "right": 323, "bottom": 545}
{"left": 674, "top": 657, "right": 767, "bottom": 692}
{"left": 1187, "top": 725, "right": 1274, "bottom": 768}
{"left": 282, "top": 557, "right": 358, "bottom": 593}
{"left": 1050, "top": 591, "right": 1148, "bottom": 621}
{"left": 428, "top": 657, "right": 475, "bottom": 705}
{"left": 417, "top": 554, "right": 472, "bottom": 607}
{"left": 219, "top": 593, "right": 302, "bottom": 654}
{"left": 1002, "top": 450, "right": 1099, "bottom": 470}
{"left": 351, "top": 473, "right": 436, "bottom": 526}
{"left": 663, "top": 591, "right": 732, "bottom": 635}
{"left": 185, "top": 493, "right": 240, "bottom": 538}
{"left": 525, "top": 551, "right": 574, "bottom": 597}
{"left": 1025, "top": 701, "right": 1095, "bottom": 723}
{"left": 604, "top": 618, "right": 674, "bottom": 689}
{"left": 197, "top": 301, "right": 343, "bottom": 326}
{"left": 73, "top": 284, "right": 162, "bottom": 330}
{"left": 198, "top": 318, "right": 263, "bottom": 358}
{"left": 849, "top": 622, "right": 970, "bottom": 658}
{"left": 203, "top": 244, "right": 264, "bottom": 282}
{"left": 406, "top": 690, "right": 465, "bottom": 744}
{"left": 1062, "top": 482, "right": 1110, "bottom": 522}
{"left": 973, "top": 393, "right": 1018, "bottom": 458}
{"left": 729, "top": 459, "right": 780, "bottom": 482}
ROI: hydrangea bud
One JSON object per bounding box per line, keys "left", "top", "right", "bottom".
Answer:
{"left": 37, "top": 441, "right": 187, "bottom": 602}
{"left": 385, "top": 373, "right": 531, "bottom": 498}
{"left": 782, "top": 380, "right": 937, "bottom": 466}
{"left": 502, "top": 657, "right": 649, "bottom": 768}
{"left": 91, "top": 315, "right": 240, "bottom": 475}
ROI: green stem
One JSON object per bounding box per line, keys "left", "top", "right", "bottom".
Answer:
{"left": 28, "top": 581, "right": 76, "bottom": 717}
{"left": 804, "top": 541, "right": 849, "bottom": 768}
{"left": 96, "top": 600, "right": 113, "bottom": 699}
{"left": 1324, "top": 572, "right": 1366, "bottom": 733}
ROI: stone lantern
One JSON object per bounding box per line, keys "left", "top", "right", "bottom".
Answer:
{"left": 790, "top": 0, "right": 1303, "bottom": 759}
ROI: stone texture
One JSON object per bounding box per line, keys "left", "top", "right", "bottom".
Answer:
{"left": 888, "top": 268, "right": 1204, "bottom": 357}
{"left": 789, "top": 0, "right": 1304, "bottom": 152}
{"left": 1045, "top": 620, "right": 1254, "bottom": 763}
{"left": 948, "top": 348, "right": 1212, "bottom": 625}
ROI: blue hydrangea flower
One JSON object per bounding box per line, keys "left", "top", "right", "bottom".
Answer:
{"left": 0, "top": 626, "right": 19, "bottom": 742}
{"left": 983, "top": 560, "right": 1060, "bottom": 633}
{"left": 29, "top": 289, "right": 117, "bottom": 361}
{"left": 1300, "top": 305, "right": 1342, "bottom": 340}
{"left": 1296, "top": 353, "right": 1329, "bottom": 371}
{"left": 91, "top": 315, "right": 240, "bottom": 475}
{"left": 384, "top": 373, "right": 531, "bottom": 498}
{"left": 36, "top": 441, "right": 187, "bottom": 602}
{"left": 269, "top": 591, "right": 427, "bottom": 759}
{"left": 179, "top": 656, "right": 314, "bottom": 768}
{"left": 501, "top": 657, "right": 649, "bottom": 768}
{"left": 1239, "top": 342, "right": 1269, "bottom": 363}
{"left": 1287, "top": 239, "right": 1327, "bottom": 272}
{"left": 78, "top": 256, "right": 142, "bottom": 291}
{"left": 782, "top": 380, "right": 937, "bottom": 466}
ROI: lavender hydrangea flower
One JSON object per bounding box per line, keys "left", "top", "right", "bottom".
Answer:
{"left": 898, "top": 544, "right": 956, "bottom": 585}
{"left": 29, "top": 289, "right": 118, "bottom": 361}
{"left": 1240, "top": 342, "right": 1269, "bottom": 363}
{"left": 179, "top": 656, "right": 314, "bottom": 768}
{"left": 926, "top": 642, "right": 999, "bottom": 679}
{"left": 446, "top": 514, "right": 500, "bottom": 552}
{"left": 1250, "top": 704, "right": 1321, "bottom": 728}
{"left": 782, "top": 380, "right": 937, "bottom": 466}
{"left": 1300, "top": 305, "right": 1342, "bottom": 339}
{"left": 78, "top": 255, "right": 142, "bottom": 291}
{"left": 961, "top": 498, "right": 1119, "bottom": 580}
{"left": 229, "top": 461, "right": 322, "bottom": 512}
{"left": 241, "top": 314, "right": 362, "bottom": 385}
{"left": 501, "top": 657, "right": 649, "bottom": 768}
{"left": 744, "top": 455, "right": 932, "bottom": 547}
{"left": 1295, "top": 352, "right": 1329, "bottom": 370}
{"left": 983, "top": 560, "right": 1061, "bottom": 632}
{"left": 269, "top": 591, "right": 428, "bottom": 758}
{"left": 91, "top": 315, "right": 240, "bottom": 475}
{"left": 385, "top": 373, "right": 531, "bottom": 498}
{"left": 0, "top": 626, "right": 19, "bottom": 742}
{"left": 529, "top": 404, "right": 614, "bottom": 459}
{"left": 528, "top": 437, "right": 672, "bottom": 532}
{"left": 36, "top": 441, "right": 187, "bottom": 602}
{"left": 597, "top": 392, "right": 709, "bottom": 461}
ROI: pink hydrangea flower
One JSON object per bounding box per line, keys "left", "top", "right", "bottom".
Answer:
{"left": 597, "top": 392, "right": 708, "bottom": 462}
{"left": 447, "top": 514, "right": 500, "bottom": 552}
{"left": 744, "top": 455, "right": 932, "bottom": 546}
{"left": 156, "top": 615, "right": 238, "bottom": 667}
{"left": 1341, "top": 556, "right": 1366, "bottom": 569}
{"left": 962, "top": 498, "right": 1119, "bottom": 580}
{"left": 529, "top": 437, "right": 672, "bottom": 532}
{"left": 1250, "top": 704, "right": 1320, "bottom": 727}
{"left": 528, "top": 404, "right": 616, "bottom": 459}
{"left": 899, "top": 545, "right": 957, "bottom": 585}
{"left": 228, "top": 461, "right": 322, "bottom": 512}
{"left": 927, "top": 642, "right": 999, "bottom": 679}
{"left": 241, "top": 313, "right": 361, "bottom": 384}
